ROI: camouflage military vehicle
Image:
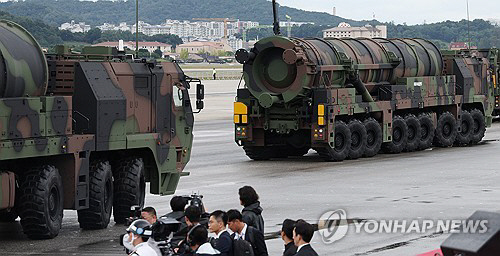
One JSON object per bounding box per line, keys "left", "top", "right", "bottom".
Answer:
{"left": 0, "top": 20, "right": 204, "bottom": 239}
{"left": 442, "top": 48, "right": 500, "bottom": 116}
{"left": 234, "top": 34, "right": 496, "bottom": 161}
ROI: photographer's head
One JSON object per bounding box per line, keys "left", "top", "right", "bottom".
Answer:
{"left": 170, "top": 196, "right": 188, "bottom": 212}
{"left": 293, "top": 219, "right": 314, "bottom": 247}
{"left": 127, "top": 219, "right": 153, "bottom": 246}
{"left": 185, "top": 205, "right": 201, "bottom": 227}
{"left": 141, "top": 207, "right": 157, "bottom": 224}
{"left": 227, "top": 209, "right": 245, "bottom": 233}
{"left": 187, "top": 225, "right": 208, "bottom": 252}
{"left": 239, "top": 185, "right": 259, "bottom": 207}
{"left": 281, "top": 219, "right": 296, "bottom": 244}
{"left": 209, "top": 210, "right": 227, "bottom": 234}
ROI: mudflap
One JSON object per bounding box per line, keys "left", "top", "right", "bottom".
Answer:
{"left": 0, "top": 172, "right": 15, "bottom": 210}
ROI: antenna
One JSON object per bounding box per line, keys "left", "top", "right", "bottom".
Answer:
{"left": 466, "top": 0, "right": 471, "bottom": 50}
{"left": 136, "top": 0, "right": 139, "bottom": 58}
{"left": 272, "top": 0, "right": 281, "bottom": 35}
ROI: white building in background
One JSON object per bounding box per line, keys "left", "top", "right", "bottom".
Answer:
{"left": 322, "top": 22, "right": 387, "bottom": 39}
{"left": 59, "top": 20, "right": 91, "bottom": 33}
{"left": 93, "top": 41, "right": 172, "bottom": 53}
{"left": 279, "top": 21, "right": 314, "bottom": 27}
{"left": 98, "top": 22, "right": 131, "bottom": 32}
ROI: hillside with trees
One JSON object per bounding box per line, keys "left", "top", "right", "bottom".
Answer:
{"left": 0, "top": 0, "right": 498, "bottom": 49}
{"left": 0, "top": 0, "right": 362, "bottom": 26}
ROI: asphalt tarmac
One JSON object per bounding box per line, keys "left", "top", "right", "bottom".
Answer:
{"left": 1, "top": 80, "right": 499, "bottom": 256}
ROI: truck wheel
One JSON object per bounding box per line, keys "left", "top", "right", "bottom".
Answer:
{"left": 455, "top": 110, "right": 473, "bottom": 146}
{"left": 404, "top": 114, "right": 421, "bottom": 152}
{"left": 316, "top": 121, "right": 351, "bottom": 162}
{"left": 0, "top": 210, "right": 18, "bottom": 222}
{"left": 77, "top": 161, "right": 113, "bottom": 230}
{"left": 434, "top": 112, "right": 457, "bottom": 147}
{"left": 18, "top": 165, "right": 63, "bottom": 239}
{"left": 383, "top": 115, "right": 407, "bottom": 153}
{"left": 348, "top": 119, "right": 367, "bottom": 160}
{"left": 470, "top": 109, "right": 486, "bottom": 144}
{"left": 418, "top": 113, "right": 435, "bottom": 150}
{"left": 243, "top": 146, "right": 273, "bottom": 160}
{"left": 113, "top": 158, "right": 145, "bottom": 224}
{"left": 363, "top": 118, "right": 382, "bottom": 157}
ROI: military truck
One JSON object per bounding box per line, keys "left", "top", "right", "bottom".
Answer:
{"left": 233, "top": 2, "right": 496, "bottom": 161}
{"left": 0, "top": 20, "right": 204, "bottom": 239}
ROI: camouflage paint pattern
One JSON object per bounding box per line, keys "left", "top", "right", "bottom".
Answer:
{"left": 235, "top": 35, "right": 495, "bottom": 153}
{"left": 0, "top": 20, "right": 48, "bottom": 98}
{"left": 0, "top": 22, "right": 196, "bottom": 211}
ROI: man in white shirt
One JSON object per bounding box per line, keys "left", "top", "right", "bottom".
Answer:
{"left": 292, "top": 219, "right": 318, "bottom": 256}
{"left": 227, "top": 209, "right": 268, "bottom": 256}
{"left": 208, "top": 210, "right": 233, "bottom": 256}
{"left": 126, "top": 219, "right": 160, "bottom": 256}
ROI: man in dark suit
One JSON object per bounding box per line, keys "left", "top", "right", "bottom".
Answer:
{"left": 293, "top": 220, "right": 318, "bottom": 256}
{"left": 281, "top": 219, "right": 297, "bottom": 256}
{"left": 227, "top": 209, "right": 268, "bottom": 256}
{"left": 208, "top": 210, "right": 233, "bottom": 256}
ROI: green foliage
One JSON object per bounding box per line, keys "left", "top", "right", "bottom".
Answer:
{"left": 0, "top": 10, "right": 63, "bottom": 46}
{"left": 180, "top": 49, "right": 189, "bottom": 60}
{"left": 0, "top": 0, "right": 362, "bottom": 26}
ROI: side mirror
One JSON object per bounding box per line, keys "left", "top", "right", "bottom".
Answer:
{"left": 196, "top": 84, "right": 204, "bottom": 110}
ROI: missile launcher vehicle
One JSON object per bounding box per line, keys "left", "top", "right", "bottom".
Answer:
{"left": 0, "top": 20, "right": 204, "bottom": 239}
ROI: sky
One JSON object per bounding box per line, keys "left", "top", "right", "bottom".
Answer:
{"left": 280, "top": 0, "right": 497, "bottom": 25}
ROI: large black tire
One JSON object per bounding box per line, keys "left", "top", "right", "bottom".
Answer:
{"left": 348, "top": 119, "right": 367, "bottom": 160}
{"left": 404, "top": 114, "right": 421, "bottom": 152}
{"left": 383, "top": 115, "right": 407, "bottom": 153}
{"left": 434, "top": 112, "right": 457, "bottom": 147}
{"left": 0, "top": 210, "right": 18, "bottom": 222}
{"left": 470, "top": 109, "right": 486, "bottom": 144}
{"left": 77, "top": 161, "right": 113, "bottom": 230}
{"left": 316, "top": 121, "right": 351, "bottom": 162}
{"left": 363, "top": 118, "right": 382, "bottom": 157}
{"left": 17, "top": 165, "right": 63, "bottom": 239}
{"left": 418, "top": 113, "right": 435, "bottom": 150}
{"left": 455, "top": 110, "right": 474, "bottom": 146}
{"left": 113, "top": 158, "right": 146, "bottom": 224}
{"left": 243, "top": 146, "right": 274, "bottom": 160}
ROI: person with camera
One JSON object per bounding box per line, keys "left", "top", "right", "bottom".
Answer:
{"left": 208, "top": 210, "right": 233, "bottom": 256}
{"left": 125, "top": 219, "right": 160, "bottom": 256}
{"left": 227, "top": 209, "right": 268, "bottom": 256}
{"left": 163, "top": 196, "right": 189, "bottom": 246}
{"left": 239, "top": 186, "right": 264, "bottom": 234}
{"left": 281, "top": 219, "right": 297, "bottom": 256}
{"left": 182, "top": 225, "right": 221, "bottom": 256}
{"left": 293, "top": 220, "right": 318, "bottom": 256}
{"left": 141, "top": 207, "right": 158, "bottom": 225}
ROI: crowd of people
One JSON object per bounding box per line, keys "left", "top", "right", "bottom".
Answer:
{"left": 124, "top": 186, "right": 318, "bottom": 256}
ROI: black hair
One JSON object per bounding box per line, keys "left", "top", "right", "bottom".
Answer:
{"left": 294, "top": 219, "right": 314, "bottom": 243}
{"left": 170, "top": 196, "right": 188, "bottom": 212}
{"left": 142, "top": 207, "right": 157, "bottom": 217}
{"left": 227, "top": 209, "right": 243, "bottom": 222}
{"left": 185, "top": 205, "right": 201, "bottom": 223}
{"left": 189, "top": 225, "right": 208, "bottom": 246}
{"left": 239, "top": 186, "right": 259, "bottom": 207}
{"left": 282, "top": 219, "right": 296, "bottom": 239}
{"left": 210, "top": 210, "right": 228, "bottom": 226}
